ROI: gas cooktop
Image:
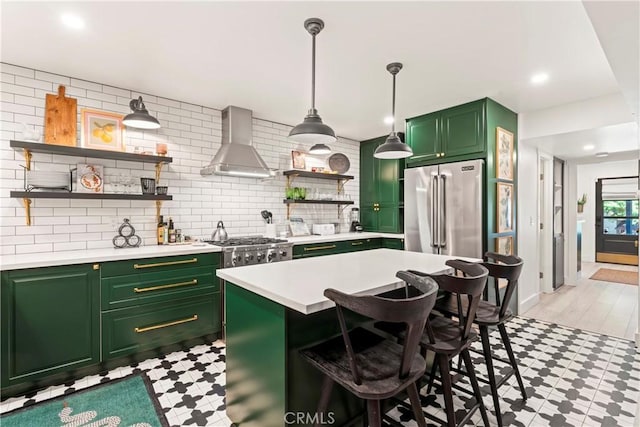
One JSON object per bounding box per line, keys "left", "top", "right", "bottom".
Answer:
{"left": 204, "top": 237, "right": 288, "bottom": 247}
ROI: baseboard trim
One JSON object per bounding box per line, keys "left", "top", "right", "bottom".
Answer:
{"left": 519, "top": 293, "right": 540, "bottom": 314}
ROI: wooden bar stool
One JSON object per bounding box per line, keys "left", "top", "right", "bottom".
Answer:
{"left": 378, "top": 260, "right": 491, "bottom": 427}
{"left": 433, "top": 252, "right": 526, "bottom": 427}
{"left": 300, "top": 271, "right": 439, "bottom": 427}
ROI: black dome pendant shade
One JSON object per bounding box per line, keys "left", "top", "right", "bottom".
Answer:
{"left": 289, "top": 18, "right": 336, "bottom": 151}
{"left": 374, "top": 62, "right": 413, "bottom": 159}
{"left": 123, "top": 96, "right": 160, "bottom": 129}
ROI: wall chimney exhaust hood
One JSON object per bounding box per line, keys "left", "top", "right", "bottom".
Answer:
{"left": 200, "top": 106, "right": 276, "bottom": 178}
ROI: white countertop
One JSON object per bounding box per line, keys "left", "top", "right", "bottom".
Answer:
{"left": 0, "top": 243, "right": 224, "bottom": 271}
{"left": 0, "top": 232, "right": 403, "bottom": 271}
{"left": 285, "top": 232, "right": 403, "bottom": 245}
{"left": 217, "top": 248, "right": 479, "bottom": 315}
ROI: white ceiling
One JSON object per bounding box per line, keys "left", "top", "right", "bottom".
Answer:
{"left": 521, "top": 122, "right": 638, "bottom": 160}
{"left": 0, "top": 1, "right": 634, "bottom": 146}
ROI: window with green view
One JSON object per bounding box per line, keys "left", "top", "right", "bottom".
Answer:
{"left": 603, "top": 199, "right": 639, "bottom": 235}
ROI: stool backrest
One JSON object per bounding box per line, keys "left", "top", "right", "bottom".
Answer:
{"left": 426, "top": 259, "right": 488, "bottom": 342}
{"left": 324, "top": 273, "right": 438, "bottom": 384}
{"left": 481, "top": 252, "right": 524, "bottom": 319}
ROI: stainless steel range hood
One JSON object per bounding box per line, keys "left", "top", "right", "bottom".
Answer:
{"left": 200, "top": 106, "right": 276, "bottom": 178}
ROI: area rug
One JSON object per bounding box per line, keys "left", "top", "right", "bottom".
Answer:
{"left": 590, "top": 268, "right": 638, "bottom": 286}
{"left": 1, "top": 373, "right": 168, "bottom": 427}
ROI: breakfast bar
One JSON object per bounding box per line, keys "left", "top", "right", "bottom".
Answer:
{"left": 217, "top": 248, "right": 480, "bottom": 427}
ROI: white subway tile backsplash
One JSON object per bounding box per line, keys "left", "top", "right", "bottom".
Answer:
{"left": 15, "top": 243, "right": 53, "bottom": 254}
{"left": 54, "top": 241, "right": 87, "bottom": 251}
{"left": 0, "top": 63, "right": 361, "bottom": 255}
{"left": 15, "top": 76, "right": 53, "bottom": 91}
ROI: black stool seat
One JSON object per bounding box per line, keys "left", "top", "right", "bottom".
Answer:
{"left": 436, "top": 296, "right": 513, "bottom": 326}
{"left": 377, "top": 315, "right": 479, "bottom": 355}
{"left": 302, "top": 328, "right": 426, "bottom": 400}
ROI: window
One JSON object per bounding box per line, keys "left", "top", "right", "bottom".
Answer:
{"left": 603, "top": 200, "right": 639, "bottom": 235}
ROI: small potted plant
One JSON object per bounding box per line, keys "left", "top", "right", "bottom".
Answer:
{"left": 577, "top": 193, "right": 587, "bottom": 213}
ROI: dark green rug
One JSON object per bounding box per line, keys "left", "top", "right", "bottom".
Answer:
{"left": 1, "top": 373, "right": 168, "bottom": 427}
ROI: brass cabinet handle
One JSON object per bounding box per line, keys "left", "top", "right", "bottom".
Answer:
{"left": 436, "top": 153, "right": 440, "bottom": 158}
{"left": 134, "top": 279, "right": 198, "bottom": 293}
{"left": 441, "top": 152, "right": 445, "bottom": 156}
{"left": 134, "top": 315, "right": 198, "bottom": 333}
{"left": 351, "top": 242, "right": 364, "bottom": 246}
{"left": 133, "top": 258, "right": 198, "bottom": 269}
{"left": 304, "top": 244, "right": 337, "bottom": 251}
{"left": 93, "top": 264, "right": 100, "bottom": 270}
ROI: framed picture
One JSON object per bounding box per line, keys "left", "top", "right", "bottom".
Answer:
{"left": 81, "top": 109, "right": 124, "bottom": 151}
{"left": 291, "top": 150, "right": 306, "bottom": 170}
{"left": 76, "top": 164, "right": 104, "bottom": 193}
{"left": 495, "top": 235, "right": 513, "bottom": 255}
{"left": 497, "top": 182, "right": 514, "bottom": 233}
{"left": 496, "top": 127, "right": 514, "bottom": 180}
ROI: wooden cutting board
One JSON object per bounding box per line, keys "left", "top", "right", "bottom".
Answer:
{"left": 44, "top": 85, "right": 77, "bottom": 146}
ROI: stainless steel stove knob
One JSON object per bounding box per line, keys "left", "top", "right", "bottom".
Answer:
{"left": 245, "top": 254, "right": 253, "bottom": 261}
{"left": 280, "top": 250, "right": 288, "bottom": 257}
{"left": 256, "top": 252, "right": 264, "bottom": 261}
{"left": 268, "top": 252, "right": 276, "bottom": 261}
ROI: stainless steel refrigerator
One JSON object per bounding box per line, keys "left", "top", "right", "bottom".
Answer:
{"left": 404, "top": 159, "right": 484, "bottom": 258}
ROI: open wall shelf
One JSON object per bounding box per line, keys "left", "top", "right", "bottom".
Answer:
{"left": 10, "top": 140, "right": 173, "bottom": 225}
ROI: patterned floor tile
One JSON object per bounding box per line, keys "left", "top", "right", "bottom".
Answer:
{"left": 1, "top": 321, "right": 638, "bottom": 427}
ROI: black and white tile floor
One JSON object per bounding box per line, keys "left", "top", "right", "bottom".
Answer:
{"left": 1, "top": 317, "right": 638, "bottom": 426}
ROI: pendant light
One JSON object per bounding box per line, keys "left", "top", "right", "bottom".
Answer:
{"left": 374, "top": 63, "right": 413, "bottom": 159}
{"left": 289, "top": 18, "right": 336, "bottom": 154}
{"left": 123, "top": 96, "right": 161, "bottom": 129}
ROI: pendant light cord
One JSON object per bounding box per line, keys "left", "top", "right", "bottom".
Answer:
{"left": 391, "top": 73, "right": 396, "bottom": 133}
{"left": 311, "top": 33, "right": 316, "bottom": 113}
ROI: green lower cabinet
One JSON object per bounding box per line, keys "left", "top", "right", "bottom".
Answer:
{"left": 382, "top": 238, "right": 404, "bottom": 250}
{"left": 1, "top": 264, "right": 100, "bottom": 388}
{"left": 293, "top": 238, "right": 383, "bottom": 259}
{"left": 102, "top": 293, "right": 220, "bottom": 360}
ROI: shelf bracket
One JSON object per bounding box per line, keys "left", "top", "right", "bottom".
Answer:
{"left": 156, "top": 200, "right": 162, "bottom": 223}
{"left": 337, "top": 177, "right": 353, "bottom": 194}
{"left": 22, "top": 198, "right": 32, "bottom": 226}
{"left": 286, "top": 203, "right": 292, "bottom": 219}
{"left": 286, "top": 174, "right": 298, "bottom": 189}
{"left": 155, "top": 162, "right": 166, "bottom": 183}
{"left": 23, "top": 149, "right": 32, "bottom": 171}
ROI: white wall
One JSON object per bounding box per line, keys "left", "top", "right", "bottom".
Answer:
{"left": 0, "top": 63, "right": 360, "bottom": 255}
{"left": 576, "top": 159, "right": 637, "bottom": 262}
{"left": 517, "top": 141, "right": 541, "bottom": 312}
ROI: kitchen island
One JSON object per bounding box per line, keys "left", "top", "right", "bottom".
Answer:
{"left": 217, "top": 248, "right": 479, "bottom": 427}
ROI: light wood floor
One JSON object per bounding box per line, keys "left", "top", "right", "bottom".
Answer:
{"left": 523, "top": 262, "right": 638, "bottom": 340}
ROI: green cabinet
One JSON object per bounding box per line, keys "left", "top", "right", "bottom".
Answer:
{"left": 406, "top": 99, "right": 485, "bottom": 166}
{"left": 1, "top": 264, "right": 100, "bottom": 388}
{"left": 359, "top": 136, "right": 403, "bottom": 233}
{"left": 293, "top": 238, "right": 382, "bottom": 259}
{"left": 100, "top": 253, "right": 222, "bottom": 361}
{"left": 102, "top": 293, "right": 220, "bottom": 360}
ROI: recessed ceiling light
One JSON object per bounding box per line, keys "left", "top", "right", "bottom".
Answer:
{"left": 583, "top": 144, "right": 595, "bottom": 151}
{"left": 530, "top": 73, "right": 549, "bottom": 85}
{"left": 595, "top": 152, "right": 609, "bottom": 158}
{"left": 384, "top": 116, "right": 394, "bottom": 125}
{"left": 61, "top": 13, "right": 85, "bottom": 30}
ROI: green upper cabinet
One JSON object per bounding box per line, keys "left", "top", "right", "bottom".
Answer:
{"left": 1, "top": 264, "right": 100, "bottom": 389}
{"left": 405, "top": 114, "right": 440, "bottom": 164}
{"left": 359, "top": 136, "right": 403, "bottom": 233}
{"left": 406, "top": 99, "right": 486, "bottom": 166}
